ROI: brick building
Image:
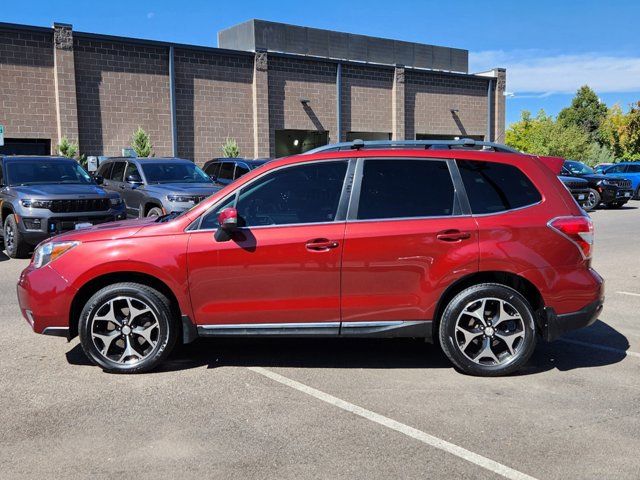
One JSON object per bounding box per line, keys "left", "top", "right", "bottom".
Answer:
{"left": 0, "top": 19, "right": 505, "bottom": 164}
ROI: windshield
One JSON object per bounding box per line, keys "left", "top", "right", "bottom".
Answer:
{"left": 564, "top": 161, "right": 594, "bottom": 175}
{"left": 142, "top": 162, "right": 212, "bottom": 184}
{"left": 6, "top": 160, "right": 93, "bottom": 186}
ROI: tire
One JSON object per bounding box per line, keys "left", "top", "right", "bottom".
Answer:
{"left": 78, "top": 282, "right": 178, "bottom": 373}
{"left": 3, "top": 214, "right": 31, "bottom": 259}
{"left": 439, "top": 283, "right": 537, "bottom": 377}
{"left": 635, "top": 186, "right": 640, "bottom": 200}
{"left": 582, "top": 188, "right": 600, "bottom": 211}
{"left": 146, "top": 206, "right": 164, "bottom": 217}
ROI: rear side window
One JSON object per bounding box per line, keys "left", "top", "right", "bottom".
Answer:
{"left": 627, "top": 164, "right": 640, "bottom": 173}
{"left": 218, "top": 162, "right": 234, "bottom": 180}
{"left": 97, "top": 162, "right": 113, "bottom": 179}
{"left": 110, "top": 161, "right": 126, "bottom": 182}
{"left": 204, "top": 162, "right": 221, "bottom": 177}
{"left": 457, "top": 160, "right": 541, "bottom": 214}
{"left": 357, "top": 159, "right": 455, "bottom": 220}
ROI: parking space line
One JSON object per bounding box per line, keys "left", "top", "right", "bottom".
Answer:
{"left": 617, "top": 291, "right": 640, "bottom": 297}
{"left": 248, "top": 366, "right": 538, "bottom": 480}
{"left": 560, "top": 338, "right": 640, "bottom": 359}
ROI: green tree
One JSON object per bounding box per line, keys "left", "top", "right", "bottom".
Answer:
{"left": 601, "top": 102, "right": 640, "bottom": 160}
{"left": 557, "top": 85, "right": 608, "bottom": 144}
{"left": 131, "top": 127, "right": 153, "bottom": 157}
{"left": 506, "top": 109, "right": 593, "bottom": 159}
{"left": 222, "top": 137, "right": 240, "bottom": 158}
{"left": 57, "top": 136, "right": 78, "bottom": 158}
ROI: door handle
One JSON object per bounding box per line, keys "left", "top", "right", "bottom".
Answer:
{"left": 306, "top": 238, "right": 339, "bottom": 251}
{"left": 436, "top": 230, "right": 472, "bottom": 242}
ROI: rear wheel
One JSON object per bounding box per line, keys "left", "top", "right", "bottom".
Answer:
{"left": 146, "top": 206, "right": 164, "bottom": 218}
{"left": 582, "top": 188, "right": 600, "bottom": 211}
{"left": 4, "top": 215, "right": 31, "bottom": 259}
{"left": 635, "top": 186, "right": 640, "bottom": 200}
{"left": 439, "top": 283, "right": 537, "bottom": 376}
{"left": 78, "top": 283, "right": 177, "bottom": 373}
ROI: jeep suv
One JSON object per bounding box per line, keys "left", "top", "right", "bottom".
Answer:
{"left": 562, "top": 160, "right": 633, "bottom": 209}
{"left": 17, "top": 140, "right": 603, "bottom": 376}
{"left": 0, "top": 156, "right": 126, "bottom": 258}
{"left": 96, "top": 157, "right": 220, "bottom": 218}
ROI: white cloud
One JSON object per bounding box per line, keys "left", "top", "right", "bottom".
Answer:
{"left": 147, "top": 12, "right": 155, "bottom": 19}
{"left": 470, "top": 50, "right": 640, "bottom": 95}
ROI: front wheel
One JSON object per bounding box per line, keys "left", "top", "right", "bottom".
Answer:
{"left": 4, "top": 214, "right": 31, "bottom": 258}
{"left": 582, "top": 188, "right": 600, "bottom": 211}
{"left": 146, "top": 207, "right": 164, "bottom": 218}
{"left": 439, "top": 284, "right": 537, "bottom": 376}
{"left": 78, "top": 283, "right": 177, "bottom": 373}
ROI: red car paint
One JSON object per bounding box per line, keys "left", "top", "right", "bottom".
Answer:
{"left": 17, "top": 149, "right": 603, "bottom": 339}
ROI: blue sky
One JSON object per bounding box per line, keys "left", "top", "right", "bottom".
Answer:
{"left": 3, "top": 0, "right": 639, "bottom": 125}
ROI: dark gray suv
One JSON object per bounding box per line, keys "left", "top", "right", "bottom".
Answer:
{"left": 96, "top": 157, "right": 221, "bottom": 218}
{"left": 0, "top": 156, "right": 126, "bottom": 258}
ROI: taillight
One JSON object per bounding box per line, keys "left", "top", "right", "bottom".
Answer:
{"left": 548, "top": 216, "right": 594, "bottom": 259}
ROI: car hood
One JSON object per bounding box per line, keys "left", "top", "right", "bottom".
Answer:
{"left": 558, "top": 175, "right": 588, "bottom": 184}
{"left": 10, "top": 184, "right": 109, "bottom": 198}
{"left": 46, "top": 217, "right": 157, "bottom": 244}
{"left": 143, "top": 183, "right": 221, "bottom": 196}
{"left": 576, "top": 173, "right": 608, "bottom": 182}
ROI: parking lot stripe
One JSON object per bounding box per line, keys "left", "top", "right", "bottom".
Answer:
{"left": 248, "top": 366, "right": 538, "bottom": 480}
{"left": 560, "top": 338, "right": 640, "bottom": 359}
{"left": 617, "top": 291, "right": 640, "bottom": 297}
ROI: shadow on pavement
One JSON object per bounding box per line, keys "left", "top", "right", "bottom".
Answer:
{"left": 65, "top": 320, "right": 630, "bottom": 375}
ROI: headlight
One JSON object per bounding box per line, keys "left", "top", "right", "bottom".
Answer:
{"left": 21, "top": 199, "right": 53, "bottom": 209}
{"left": 600, "top": 179, "right": 614, "bottom": 186}
{"left": 167, "top": 195, "right": 196, "bottom": 203}
{"left": 32, "top": 241, "right": 79, "bottom": 269}
{"left": 109, "top": 197, "right": 123, "bottom": 206}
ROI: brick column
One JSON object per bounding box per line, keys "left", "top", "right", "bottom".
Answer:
{"left": 392, "top": 65, "right": 405, "bottom": 140}
{"left": 493, "top": 68, "right": 506, "bottom": 143}
{"left": 252, "top": 50, "right": 271, "bottom": 158}
{"left": 53, "top": 23, "right": 79, "bottom": 149}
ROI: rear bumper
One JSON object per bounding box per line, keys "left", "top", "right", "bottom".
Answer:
{"left": 541, "top": 298, "right": 604, "bottom": 342}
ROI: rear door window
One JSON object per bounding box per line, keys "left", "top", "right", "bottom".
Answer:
{"left": 234, "top": 163, "right": 250, "bottom": 179}
{"left": 218, "top": 162, "right": 234, "bottom": 181}
{"left": 204, "top": 162, "right": 221, "bottom": 177}
{"left": 356, "top": 159, "right": 455, "bottom": 220}
{"left": 110, "top": 161, "right": 127, "bottom": 182}
{"left": 457, "top": 160, "right": 541, "bottom": 214}
{"left": 627, "top": 164, "right": 640, "bottom": 173}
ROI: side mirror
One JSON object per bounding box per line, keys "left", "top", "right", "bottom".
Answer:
{"left": 94, "top": 175, "right": 104, "bottom": 185}
{"left": 126, "top": 174, "right": 143, "bottom": 184}
{"left": 214, "top": 207, "right": 238, "bottom": 242}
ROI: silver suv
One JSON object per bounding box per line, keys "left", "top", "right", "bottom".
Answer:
{"left": 0, "top": 156, "right": 126, "bottom": 258}
{"left": 96, "top": 157, "right": 221, "bottom": 218}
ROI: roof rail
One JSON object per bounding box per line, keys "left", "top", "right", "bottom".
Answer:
{"left": 303, "top": 138, "right": 521, "bottom": 155}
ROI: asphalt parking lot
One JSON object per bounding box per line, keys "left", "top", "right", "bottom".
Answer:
{"left": 1, "top": 206, "right": 639, "bottom": 480}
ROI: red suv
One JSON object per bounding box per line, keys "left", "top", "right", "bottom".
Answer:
{"left": 17, "top": 140, "right": 604, "bottom": 376}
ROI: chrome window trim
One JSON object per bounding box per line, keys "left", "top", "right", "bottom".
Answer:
{"left": 468, "top": 199, "right": 543, "bottom": 217}
{"left": 347, "top": 156, "right": 460, "bottom": 222}
{"left": 190, "top": 158, "right": 354, "bottom": 232}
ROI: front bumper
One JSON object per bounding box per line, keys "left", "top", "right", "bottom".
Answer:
{"left": 600, "top": 186, "right": 633, "bottom": 203}
{"left": 570, "top": 188, "right": 590, "bottom": 205}
{"left": 17, "top": 264, "right": 76, "bottom": 335}
{"left": 541, "top": 298, "right": 604, "bottom": 342}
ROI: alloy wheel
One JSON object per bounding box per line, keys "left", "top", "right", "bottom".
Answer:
{"left": 584, "top": 191, "right": 597, "bottom": 210}
{"left": 454, "top": 297, "right": 526, "bottom": 366}
{"left": 90, "top": 296, "right": 160, "bottom": 364}
{"left": 4, "top": 223, "right": 14, "bottom": 252}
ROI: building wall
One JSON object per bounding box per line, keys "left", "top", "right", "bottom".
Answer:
{"left": 406, "top": 70, "right": 489, "bottom": 140}
{"left": 0, "top": 28, "right": 58, "bottom": 147}
{"left": 341, "top": 64, "right": 393, "bottom": 139}
{"left": 174, "top": 48, "right": 254, "bottom": 161}
{"left": 74, "top": 37, "right": 172, "bottom": 157}
{"left": 0, "top": 23, "right": 506, "bottom": 164}
{"left": 268, "top": 56, "right": 338, "bottom": 152}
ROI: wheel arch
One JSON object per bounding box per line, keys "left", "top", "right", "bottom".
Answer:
{"left": 432, "top": 271, "right": 545, "bottom": 341}
{"left": 1, "top": 201, "right": 15, "bottom": 224}
{"left": 143, "top": 200, "right": 164, "bottom": 217}
{"left": 68, "top": 271, "right": 182, "bottom": 341}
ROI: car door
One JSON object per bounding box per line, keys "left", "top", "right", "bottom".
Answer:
{"left": 187, "top": 159, "right": 351, "bottom": 332}
{"left": 340, "top": 157, "right": 478, "bottom": 335}
{"left": 97, "top": 162, "right": 115, "bottom": 191}
{"left": 121, "top": 161, "right": 144, "bottom": 217}
{"left": 108, "top": 161, "right": 127, "bottom": 195}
